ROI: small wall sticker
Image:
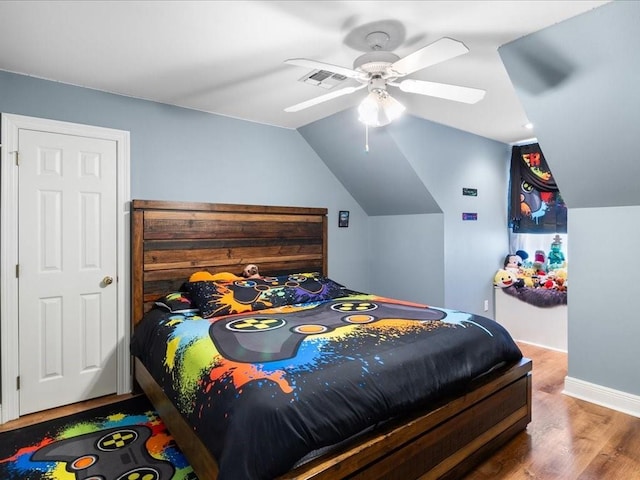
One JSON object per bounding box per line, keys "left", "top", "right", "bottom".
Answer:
{"left": 338, "top": 210, "right": 350, "bottom": 227}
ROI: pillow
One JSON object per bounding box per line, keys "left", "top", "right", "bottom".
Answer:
{"left": 185, "top": 272, "right": 349, "bottom": 318}
{"left": 189, "top": 271, "right": 243, "bottom": 282}
{"left": 154, "top": 291, "right": 200, "bottom": 314}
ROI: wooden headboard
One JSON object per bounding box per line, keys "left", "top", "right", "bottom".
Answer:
{"left": 131, "top": 200, "right": 328, "bottom": 325}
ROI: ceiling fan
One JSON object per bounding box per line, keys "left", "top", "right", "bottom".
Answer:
{"left": 284, "top": 31, "right": 486, "bottom": 127}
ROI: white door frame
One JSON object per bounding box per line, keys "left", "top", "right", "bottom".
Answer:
{"left": 1, "top": 113, "right": 131, "bottom": 423}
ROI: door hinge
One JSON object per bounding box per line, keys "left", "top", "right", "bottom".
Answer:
{"left": 17, "top": 376, "right": 20, "bottom": 390}
{"left": 11, "top": 150, "right": 19, "bottom": 166}
{"left": 16, "top": 264, "right": 19, "bottom": 278}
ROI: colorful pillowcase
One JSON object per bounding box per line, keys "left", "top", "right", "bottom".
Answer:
{"left": 185, "top": 272, "right": 349, "bottom": 318}
{"left": 154, "top": 291, "right": 200, "bottom": 314}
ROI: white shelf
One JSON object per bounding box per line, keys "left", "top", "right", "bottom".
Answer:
{"left": 494, "top": 287, "right": 567, "bottom": 352}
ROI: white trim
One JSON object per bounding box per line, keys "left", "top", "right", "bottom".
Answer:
{"left": 1, "top": 114, "right": 21, "bottom": 423}
{"left": 510, "top": 136, "right": 538, "bottom": 146}
{"left": 564, "top": 376, "right": 640, "bottom": 419}
{"left": 514, "top": 339, "right": 567, "bottom": 354}
{"left": 1, "top": 113, "right": 131, "bottom": 423}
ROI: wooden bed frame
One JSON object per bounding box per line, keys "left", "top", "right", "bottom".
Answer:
{"left": 131, "top": 199, "right": 532, "bottom": 480}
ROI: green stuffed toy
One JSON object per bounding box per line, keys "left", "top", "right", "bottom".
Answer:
{"left": 548, "top": 234, "right": 566, "bottom": 269}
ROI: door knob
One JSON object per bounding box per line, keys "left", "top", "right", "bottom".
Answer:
{"left": 103, "top": 276, "right": 114, "bottom": 286}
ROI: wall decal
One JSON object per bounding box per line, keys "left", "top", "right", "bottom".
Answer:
{"left": 338, "top": 210, "right": 350, "bottom": 227}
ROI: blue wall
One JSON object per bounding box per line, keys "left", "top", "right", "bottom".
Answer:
{"left": 368, "top": 213, "right": 446, "bottom": 307}
{"left": 299, "top": 107, "right": 510, "bottom": 315}
{"left": 0, "top": 70, "right": 369, "bottom": 290}
{"left": 500, "top": 0, "right": 640, "bottom": 398}
{"left": 390, "top": 117, "right": 510, "bottom": 314}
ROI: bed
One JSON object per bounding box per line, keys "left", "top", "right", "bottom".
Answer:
{"left": 130, "top": 200, "right": 532, "bottom": 480}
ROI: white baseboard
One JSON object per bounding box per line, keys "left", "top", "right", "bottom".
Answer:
{"left": 564, "top": 376, "right": 640, "bottom": 418}
{"left": 516, "top": 339, "right": 567, "bottom": 354}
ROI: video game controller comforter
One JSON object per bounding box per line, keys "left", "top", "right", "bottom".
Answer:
{"left": 131, "top": 293, "right": 523, "bottom": 480}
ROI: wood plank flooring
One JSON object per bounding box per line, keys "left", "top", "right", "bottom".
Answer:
{"left": 466, "top": 342, "right": 640, "bottom": 479}
{"left": 2, "top": 343, "right": 639, "bottom": 479}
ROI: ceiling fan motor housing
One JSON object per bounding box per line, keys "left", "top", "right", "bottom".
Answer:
{"left": 368, "top": 75, "right": 388, "bottom": 95}
{"left": 353, "top": 51, "right": 400, "bottom": 80}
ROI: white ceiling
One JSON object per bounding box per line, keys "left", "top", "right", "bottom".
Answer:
{"left": 0, "top": 0, "right": 610, "bottom": 144}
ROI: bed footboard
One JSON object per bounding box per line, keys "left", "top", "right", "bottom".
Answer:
{"left": 135, "top": 357, "right": 531, "bottom": 480}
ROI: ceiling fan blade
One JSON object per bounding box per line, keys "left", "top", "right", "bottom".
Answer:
{"left": 390, "top": 37, "right": 469, "bottom": 77}
{"left": 284, "top": 84, "right": 366, "bottom": 112}
{"left": 397, "top": 79, "right": 486, "bottom": 104}
{"left": 284, "top": 58, "right": 364, "bottom": 79}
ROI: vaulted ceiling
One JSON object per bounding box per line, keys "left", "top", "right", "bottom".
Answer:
{"left": 0, "top": 1, "right": 610, "bottom": 144}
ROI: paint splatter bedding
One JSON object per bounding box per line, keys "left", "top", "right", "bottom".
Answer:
{"left": 130, "top": 275, "right": 523, "bottom": 480}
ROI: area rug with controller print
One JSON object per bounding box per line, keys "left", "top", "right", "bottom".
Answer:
{"left": 0, "top": 395, "right": 197, "bottom": 480}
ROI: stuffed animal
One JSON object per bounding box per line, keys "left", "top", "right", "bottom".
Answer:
{"left": 503, "top": 254, "right": 522, "bottom": 274}
{"left": 494, "top": 269, "right": 523, "bottom": 289}
{"left": 540, "top": 276, "right": 557, "bottom": 289}
{"left": 554, "top": 267, "right": 568, "bottom": 282}
{"left": 189, "top": 271, "right": 242, "bottom": 282}
{"left": 554, "top": 268, "right": 568, "bottom": 291}
{"left": 548, "top": 234, "right": 566, "bottom": 269}
{"left": 533, "top": 250, "right": 547, "bottom": 276}
{"left": 242, "top": 264, "right": 261, "bottom": 279}
{"left": 515, "top": 249, "right": 529, "bottom": 267}
{"left": 519, "top": 267, "right": 536, "bottom": 287}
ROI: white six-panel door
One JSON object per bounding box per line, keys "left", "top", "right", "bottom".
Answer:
{"left": 17, "top": 129, "right": 118, "bottom": 415}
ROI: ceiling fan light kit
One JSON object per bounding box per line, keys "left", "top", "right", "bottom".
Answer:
{"left": 358, "top": 90, "right": 406, "bottom": 127}
{"left": 284, "top": 29, "right": 486, "bottom": 127}
{"left": 357, "top": 75, "right": 406, "bottom": 127}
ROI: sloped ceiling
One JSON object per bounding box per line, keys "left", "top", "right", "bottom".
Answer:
{"left": 0, "top": 1, "right": 611, "bottom": 145}
{"left": 499, "top": 1, "right": 640, "bottom": 208}
{"left": 299, "top": 110, "right": 441, "bottom": 216}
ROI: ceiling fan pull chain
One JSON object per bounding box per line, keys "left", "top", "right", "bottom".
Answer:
{"left": 365, "top": 124, "right": 369, "bottom": 153}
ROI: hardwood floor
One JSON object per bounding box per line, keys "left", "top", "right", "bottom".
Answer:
{"left": 467, "top": 342, "right": 640, "bottom": 479}
{"left": 2, "top": 343, "right": 639, "bottom": 479}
